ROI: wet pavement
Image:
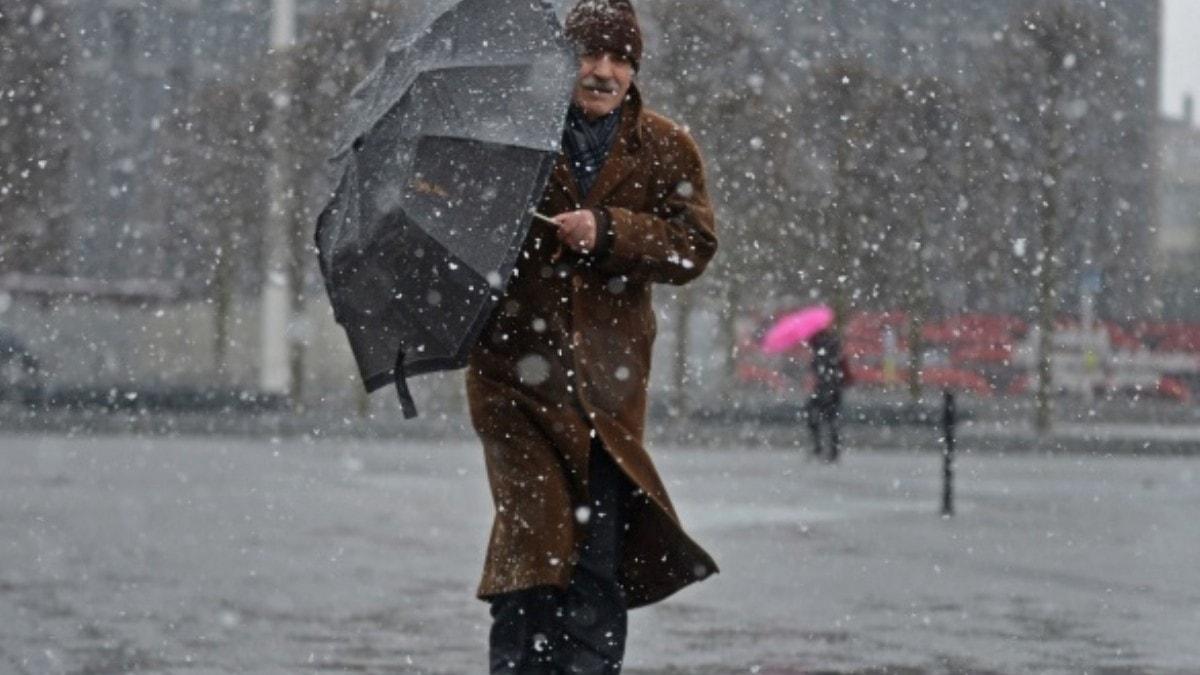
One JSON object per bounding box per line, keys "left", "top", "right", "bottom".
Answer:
{"left": 1, "top": 433, "right": 1198, "bottom": 674}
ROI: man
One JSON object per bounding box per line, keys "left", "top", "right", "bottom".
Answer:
{"left": 465, "top": 1, "right": 719, "bottom": 671}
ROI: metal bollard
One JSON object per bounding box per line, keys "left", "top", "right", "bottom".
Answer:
{"left": 941, "top": 390, "right": 956, "bottom": 517}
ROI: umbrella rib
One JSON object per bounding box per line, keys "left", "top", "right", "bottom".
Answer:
{"left": 352, "top": 59, "right": 549, "bottom": 115}
{"left": 415, "top": 59, "right": 544, "bottom": 75}
{"left": 417, "top": 132, "right": 559, "bottom": 154}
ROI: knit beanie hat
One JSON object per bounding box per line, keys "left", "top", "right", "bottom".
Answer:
{"left": 564, "top": 0, "right": 644, "bottom": 71}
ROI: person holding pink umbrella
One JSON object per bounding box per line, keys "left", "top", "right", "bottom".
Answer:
{"left": 761, "top": 306, "right": 849, "bottom": 461}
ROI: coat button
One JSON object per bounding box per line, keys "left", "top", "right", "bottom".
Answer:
{"left": 572, "top": 331, "right": 583, "bottom": 347}
{"left": 572, "top": 275, "right": 583, "bottom": 290}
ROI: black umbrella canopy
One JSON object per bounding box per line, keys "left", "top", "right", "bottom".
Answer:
{"left": 315, "top": 0, "right": 575, "bottom": 418}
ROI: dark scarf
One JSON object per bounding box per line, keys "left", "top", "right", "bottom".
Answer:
{"left": 562, "top": 104, "right": 622, "bottom": 198}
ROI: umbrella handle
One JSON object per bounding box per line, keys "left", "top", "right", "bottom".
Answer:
{"left": 531, "top": 211, "right": 560, "bottom": 227}
{"left": 532, "top": 211, "right": 568, "bottom": 262}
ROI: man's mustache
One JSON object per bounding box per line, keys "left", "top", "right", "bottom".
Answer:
{"left": 580, "top": 76, "right": 618, "bottom": 94}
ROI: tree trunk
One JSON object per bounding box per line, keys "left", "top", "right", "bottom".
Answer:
{"left": 907, "top": 309, "right": 924, "bottom": 405}
{"left": 831, "top": 130, "right": 853, "bottom": 339}
{"left": 1035, "top": 77, "right": 1065, "bottom": 436}
{"left": 1034, "top": 187, "right": 1057, "bottom": 434}
{"left": 907, "top": 213, "right": 929, "bottom": 406}
{"left": 213, "top": 220, "right": 235, "bottom": 377}
{"left": 720, "top": 279, "right": 742, "bottom": 386}
{"left": 672, "top": 287, "right": 695, "bottom": 417}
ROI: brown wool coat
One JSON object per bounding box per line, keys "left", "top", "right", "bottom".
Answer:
{"left": 465, "top": 86, "right": 719, "bottom": 609}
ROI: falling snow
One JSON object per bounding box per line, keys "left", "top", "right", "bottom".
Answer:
{"left": 0, "top": 0, "right": 1198, "bottom": 672}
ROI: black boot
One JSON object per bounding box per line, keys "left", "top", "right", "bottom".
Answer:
{"left": 489, "top": 587, "right": 562, "bottom": 674}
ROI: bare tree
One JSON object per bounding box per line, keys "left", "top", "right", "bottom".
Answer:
{"left": 165, "top": 81, "right": 271, "bottom": 374}
{"left": 0, "top": 0, "right": 74, "bottom": 275}
{"left": 790, "top": 60, "right": 896, "bottom": 331}
{"left": 642, "top": 0, "right": 775, "bottom": 409}
{"left": 880, "top": 77, "right": 979, "bottom": 403}
{"left": 992, "top": 0, "right": 1117, "bottom": 433}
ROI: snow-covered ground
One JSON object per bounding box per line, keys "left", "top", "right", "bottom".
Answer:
{"left": 1, "top": 434, "right": 1197, "bottom": 674}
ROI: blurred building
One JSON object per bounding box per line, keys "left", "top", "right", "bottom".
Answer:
{"left": 1156, "top": 95, "right": 1200, "bottom": 320}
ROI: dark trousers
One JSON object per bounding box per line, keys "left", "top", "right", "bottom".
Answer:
{"left": 806, "top": 395, "right": 841, "bottom": 462}
{"left": 489, "top": 441, "right": 630, "bottom": 674}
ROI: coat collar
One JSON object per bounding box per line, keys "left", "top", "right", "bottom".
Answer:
{"left": 553, "top": 84, "right": 646, "bottom": 208}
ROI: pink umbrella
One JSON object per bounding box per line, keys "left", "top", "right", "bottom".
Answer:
{"left": 761, "top": 305, "right": 835, "bottom": 354}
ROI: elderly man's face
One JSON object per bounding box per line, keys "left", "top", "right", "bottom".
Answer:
{"left": 572, "top": 51, "right": 634, "bottom": 119}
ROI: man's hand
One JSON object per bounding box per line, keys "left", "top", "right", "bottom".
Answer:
{"left": 551, "top": 210, "right": 598, "bottom": 253}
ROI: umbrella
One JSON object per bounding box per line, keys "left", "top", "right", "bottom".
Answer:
{"left": 314, "top": 0, "right": 575, "bottom": 418}
{"left": 761, "top": 305, "right": 835, "bottom": 355}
